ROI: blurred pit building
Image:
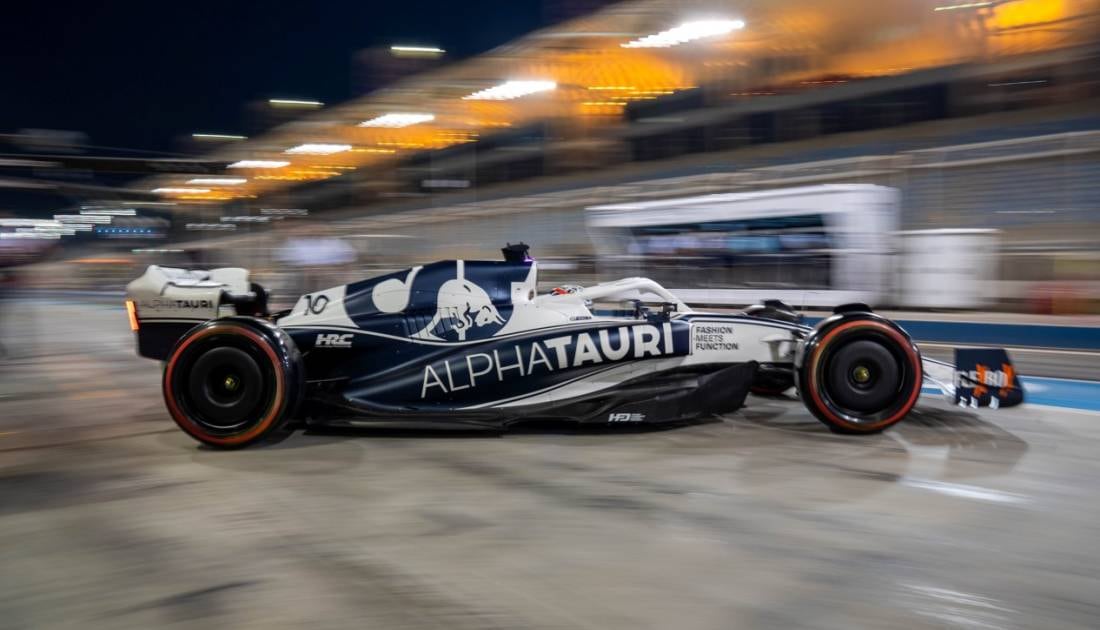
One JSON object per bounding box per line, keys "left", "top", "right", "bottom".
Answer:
{"left": 16, "top": 0, "right": 1100, "bottom": 312}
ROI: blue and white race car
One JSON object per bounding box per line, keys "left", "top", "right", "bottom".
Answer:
{"left": 125, "top": 244, "right": 1023, "bottom": 448}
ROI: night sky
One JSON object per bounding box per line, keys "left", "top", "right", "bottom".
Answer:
{"left": 2, "top": 0, "right": 545, "bottom": 155}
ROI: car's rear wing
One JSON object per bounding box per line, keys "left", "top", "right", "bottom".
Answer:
{"left": 922, "top": 349, "right": 1024, "bottom": 409}
{"left": 125, "top": 265, "right": 267, "bottom": 360}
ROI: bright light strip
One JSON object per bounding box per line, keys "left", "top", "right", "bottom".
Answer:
{"left": 227, "top": 160, "right": 291, "bottom": 169}
{"left": 284, "top": 143, "right": 352, "bottom": 155}
{"left": 32, "top": 225, "right": 76, "bottom": 235}
{"left": 56, "top": 214, "right": 110, "bottom": 224}
{"left": 80, "top": 208, "right": 136, "bottom": 216}
{"left": 185, "top": 223, "right": 237, "bottom": 231}
{"left": 192, "top": 133, "right": 247, "bottom": 140}
{"left": 186, "top": 177, "right": 248, "bottom": 186}
{"left": 18, "top": 227, "right": 71, "bottom": 235}
{"left": 933, "top": 1, "right": 992, "bottom": 10}
{"left": 623, "top": 19, "right": 745, "bottom": 48}
{"left": 1, "top": 218, "right": 61, "bottom": 227}
{"left": 219, "top": 216, "right": 271, "bottom": 223}
{"left": 152, "top": 187, "right": 211, "bottom": 194}
{"left": 259, "top": 208, "right": 309, "bottom": 216}
{"left": 358, "top": 113, "right": 436, "bottom": 128}
{"left": 269, "top": 98, "right": 324, "bottom": 107}
{"left": 390, "top": 45, "right": 445, "bottom": 54}
{"left": 463, "top": 80, "right": 557, "bottom": 101}
{"left": 3, "top": 232, "right": 60, "bottom": 240}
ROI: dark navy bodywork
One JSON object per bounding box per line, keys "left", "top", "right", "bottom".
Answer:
{"left": 272, "top": 258, "right": 760, "bottom": 428}
{"left": 128, "top": 250, "right": 1028, "bottom": 449}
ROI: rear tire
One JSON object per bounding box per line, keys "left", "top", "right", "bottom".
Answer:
{"left": 797, "top": 317, "right": 922, "bottom": 434}
{"left": 163, "top": 318, "right": 303, "bottom": 448}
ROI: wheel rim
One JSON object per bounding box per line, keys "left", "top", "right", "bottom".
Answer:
{"left": 806, "top": 320, "right": 921, "bottom": 430}
{"left": 824, "top": 338, "right": 902, "bottom": 414}
{"left": 164, "top": 325, "right": 285, "bottom": 444}
{"left": 851, "top": 365, "right": 871, "bottom": 385}
{"left": 185, "top": 346, "right": 266, "bottom": 430}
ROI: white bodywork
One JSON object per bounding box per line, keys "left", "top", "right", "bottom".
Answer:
{"left": 126, "top": 265, "right": 253, "bottom": 324}
{"left": 277, "top": 265, "right": 696, "bottom": 341}
{"left": 277, "top": 262, "right": 808, "bottom": 409}
{"left": 131, "top": 260, "right": 960, "bottom": 409}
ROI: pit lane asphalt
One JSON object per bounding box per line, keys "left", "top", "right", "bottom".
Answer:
{"left": 2, "top": 299, "right": 1099, "bottom": 629}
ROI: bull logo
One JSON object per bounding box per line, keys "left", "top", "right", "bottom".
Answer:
{"left": 417, "top": 261, "right": 508, "bottom": 341}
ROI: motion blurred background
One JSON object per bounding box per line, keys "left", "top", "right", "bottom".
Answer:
{"left": 2, "top": 0, "right": 1098, "bottom": 318}
{"left": 4, "top": 3, "right": 1100, "bottom": 628}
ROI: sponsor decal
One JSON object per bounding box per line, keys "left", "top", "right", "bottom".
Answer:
{"left": 140, "top": 298, "right": 215, "bottom": 310}
{"left": 954, "top": 349, "right": 1023, "bottom": 408}
{"left": 316, "top": 333, "right": 353, "bottom": 348}
{"left": 420, "top": 323, "right": 678, "bottom": 398}
{"left": 691, "top": 323, "right": 740, "bottom": 354}
{"left": 608, "top": 412, "right": 645, "bottom": 422}
{"left": 956, "top": 364, "right": 1015, "bottom": 396}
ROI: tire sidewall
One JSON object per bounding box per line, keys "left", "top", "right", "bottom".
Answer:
{"left": 163, "top": 317, "right": 303, "bottom": 448}
{"left": 796, "top": 314, "right": 922, "bottom": 433}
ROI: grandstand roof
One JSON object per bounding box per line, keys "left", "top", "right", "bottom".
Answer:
{"left": 142, "top": 0, "right": 1098, "bottom": 205}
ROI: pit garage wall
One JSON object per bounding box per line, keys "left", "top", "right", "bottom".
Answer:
{"left": 330, "top": 131, "right": 1100, "bottom": 306}
{"left": 349, "top": 207, "right": 591, "bottom": 263}
{"left": 173, "top": 105, "right": 1100, "bottom": 311}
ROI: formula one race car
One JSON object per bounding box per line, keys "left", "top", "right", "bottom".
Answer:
{"left": 125, "top": 244, "right": 1023, "bottom": 448}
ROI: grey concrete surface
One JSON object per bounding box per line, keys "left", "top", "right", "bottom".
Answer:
{"left": 2, "top": 299, "right": 1100, "bottom": 629}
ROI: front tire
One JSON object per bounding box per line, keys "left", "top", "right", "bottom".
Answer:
{"left": 797, "top": 316, "right": 922, "bottom": 434}
{"left": 163, "top": 318, "right": 303, "bottom": 448}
